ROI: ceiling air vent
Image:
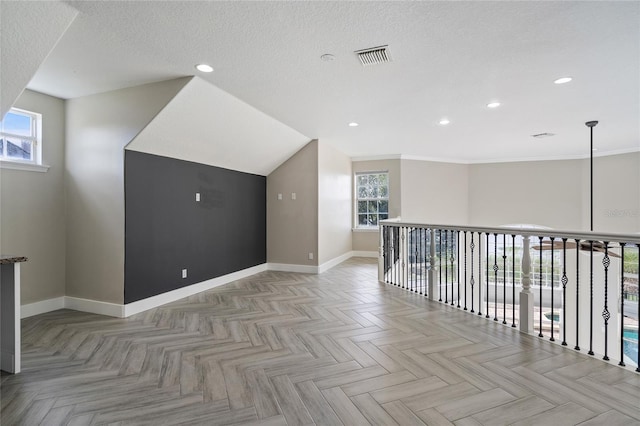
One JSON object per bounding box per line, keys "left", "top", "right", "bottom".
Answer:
{"left": 355, "top": 45, "right": 391, "bottom": 67}
{"left": 531, "top": 133, "right": 555, "bottom": 139}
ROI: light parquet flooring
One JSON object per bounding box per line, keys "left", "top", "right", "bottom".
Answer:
{"left": 2, "top": 258, "right": 639, "bottom": 425}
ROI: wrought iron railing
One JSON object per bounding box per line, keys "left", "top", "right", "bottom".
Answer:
{"left": 379, "top": 220, "right": 640, "bottom": 372}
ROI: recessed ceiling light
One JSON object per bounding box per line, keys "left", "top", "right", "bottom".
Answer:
{"left": 348, "top": 122, "right": 359, "bottom": 127}
{"left": 320, "top": 54, "right": 336, "bottom": 61}
{"left": 195, "top": 64, "right": 214, "bottom": 73}
{"left": 487, "top": 102, "right": 501, "bottom": 108}
{"left": 554, "top": 77, "right": 572, "bottom": 84}
{"left": 439, "top": 118, "right": 450, "bottom": 125}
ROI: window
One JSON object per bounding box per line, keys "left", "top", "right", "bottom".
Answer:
{"left": 356, "top": 172, "right": 389, "bottom": 228}
{"left": 0, "top": 108, "right": 41, "bottom": 164}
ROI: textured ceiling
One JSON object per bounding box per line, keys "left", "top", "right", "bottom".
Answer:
{"left": 23, "top": 1, "right": 640, "bottom": 162}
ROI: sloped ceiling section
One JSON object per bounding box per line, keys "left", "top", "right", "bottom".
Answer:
{"left": 126, "top": 77, "right": 310, "bottom": 176}
{"left": 0, "top": 0, "right": 78, "bottom": 117}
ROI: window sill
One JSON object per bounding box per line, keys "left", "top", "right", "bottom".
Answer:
{"left": 352, "top": 227, "right": 379, "bottom": 233}
{"left": 0, "top": 161, "right": 50, "bottom": 173}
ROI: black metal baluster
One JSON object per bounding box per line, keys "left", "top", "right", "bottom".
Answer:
{"left": 539, "top": 236, "right": 544, "bottom": 338}
{"left": 511, "top": 234, "right": 516, "bottom": 328}
{"left": 589, "top": 240, "right": 594, "bottom": 356}
{"left": 619, "top": 243, "right": 625, "bottom": 366}
{"left": 550, "top": 237, "right": 555, "bottom": 342}
{"left": 575, "top": 238, "right": 580, "bottom": 351}
{"left": 464, "top": 231, "right": 468, "bottom": 310}
{"left": 478, "top": 232, "right": 482, "bottom": 316}
{"left": 470, "top": 233, "right": 475, "bottom": 313}
{"left": 445, "top": 230, "right": 449, "bottom": 303}
{"left": 502, "top": 234, "right": 507, "bottom": 324}
{"left": 457, "top": 230, "right": 461, "bottom": 308}
{"left": 419, "top": 228, "right": 423, "bottom": 295}
{"left": 561, "top": 238, "right": 568, "bottom": 346}
{"left": 486, "top": 233, "right": 490, "bottom": 318}
{"left": 403, "top": 227, "right": 408, "bottom": 290}
{"left": 451, "top": 230, "right": 456, "bottom": 306}
{"left": 602, "top": 241, "right": 610, "bottom": 361}
{"left": 412, "top": 228, "right": 416, "bottom": 293}
{"left": 493, "top": 233, "right": 498, "bottom": 321}
{"left": 438, "top": 229, "right": 442, "bottom": 301}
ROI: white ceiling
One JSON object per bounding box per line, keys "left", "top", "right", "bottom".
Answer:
{"left": 23, "top": 1, "right": 640, "bottom": 162}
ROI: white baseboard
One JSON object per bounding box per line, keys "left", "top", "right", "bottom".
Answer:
{"left": 267, "top": 263, "right": 318, "bottom": 274}
{"left": 123, "top": 263, "right": 268, "bottom": 317}
{"left": 21, "top": 297, "right": 65, "bottom": 319}
{"left": 66, "top": 296, "right": 125, "bottom": 317}
{"left": 318, "top": 251, "right": 353, "bottom": 273}
{"left": 21, "top": 264, "right": 268, "bottom": 319}
{"left": 351, "top": 250, "right": 378, "bottom": 258}
{"left": 20, "top": 253, "right": 377, "bottom": 319}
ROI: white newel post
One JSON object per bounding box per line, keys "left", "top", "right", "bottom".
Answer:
{"left": 520, "top": 235, "right": 534, "bottom": 333}
{"left": 428, "top": 228, "right": 437, "bottom": 300}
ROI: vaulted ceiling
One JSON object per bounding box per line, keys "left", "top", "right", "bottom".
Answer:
{"left": 8, "top": 1, "right": 640, "bottom": 163}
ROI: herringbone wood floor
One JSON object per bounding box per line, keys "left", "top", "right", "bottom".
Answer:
{"left": 1, "top": 258, "right": 639, "bottom": 425}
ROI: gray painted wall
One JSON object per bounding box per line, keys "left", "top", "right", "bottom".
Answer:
{"left": 401, "top": 159, "right": 469, "bottom": 225}
{"left": 65, "top": 78, "right": 188, "bottom": 304}
{"left": 318, "top": 142, "right": 353, "bottom": 264}
{"left": 267, "top": 140, "right": 319, "bottom": 265}
{"left": 0, "top": 90, "right": 66, "bottom": 304}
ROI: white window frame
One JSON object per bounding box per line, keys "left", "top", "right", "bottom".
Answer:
{"left": 355, "top": 171, "right": 389, "bottom": 229}
{"left": 1, "top": 107, "right": 42, "bottom": 164}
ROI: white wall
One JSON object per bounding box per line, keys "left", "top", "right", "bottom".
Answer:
{"left": 318, "top": 142, "right": 352, "bottom": 264}
{"left": 126, "top": 77, "right": 309, "bottom": 176}
{"left": 65, "top": 78, "right": 188, "bottom": 304}
{"left": 0, "top": 90, "right": 66, "bottom": 304}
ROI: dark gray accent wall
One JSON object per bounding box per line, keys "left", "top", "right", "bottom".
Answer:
{"left": 124, "top": 150, "right": 266, "bottom": 303}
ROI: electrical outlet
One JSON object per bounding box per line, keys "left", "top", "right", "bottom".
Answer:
{"left": 182, "top": 268, "right": 187, "bottom": 278}
{"left": 292, "top": 192, "right": 297, "bottom": 200}
{"left": 195, "top": 193, "right": 201, "bottom": 202}
{"left": 308, "top": 252, "right": 314, "bottom": 260}
{"left": 277, "top": 193, "right": 282, "bottom": 200}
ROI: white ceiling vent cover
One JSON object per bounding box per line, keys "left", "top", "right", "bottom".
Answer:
{"left": 531, "top": 132, "right": 556, "bottom": 138}
{"left": 355, "top": 45, "right": 391, "bottom": 66}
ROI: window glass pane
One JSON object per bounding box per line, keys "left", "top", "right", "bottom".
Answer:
{"left": 357, "top": 175, "right": 368, "bottom": 186}
{"left": 358, "top": 186, "right": 368, "bottom": 198}
{"left": 379, "top": 200, "right": 388, "bottom": 213}
{"left": 5, "top": 137, "right": 32, "bottom": 161}
{"left": 368, "top": 174, "right": 378, "bottom": 186}
{"left": 379, "top": 185, "right": 388, "bottom": 198}
{"left": 357, "top": 201, "right": 367, "bottom": 214}
{"left": 368, "top": 201, "right": 378, "bottom": 213}
{"left": 378, "top": 174, "right": 388, "bottom": 185}
{"left": 1, "top": 112, "right": 32, "bottom": 137}
{"left": 380, "top": 213, "right": 389, "bottom": 221}
{"left": 358, "top": 214, "right": 368, "bottom": 226}
{"left": 368, "top": 214, "right": 378, "bottom": 226}
{"left": 369, "top": 186, "right": 378, "bottom": 198}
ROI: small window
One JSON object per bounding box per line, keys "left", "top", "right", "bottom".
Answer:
{"left": 0, "top": 108, "right": 41, "bottom": 164}
{"left": 355, "top": 171, "right": 389, "bottom": 228}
